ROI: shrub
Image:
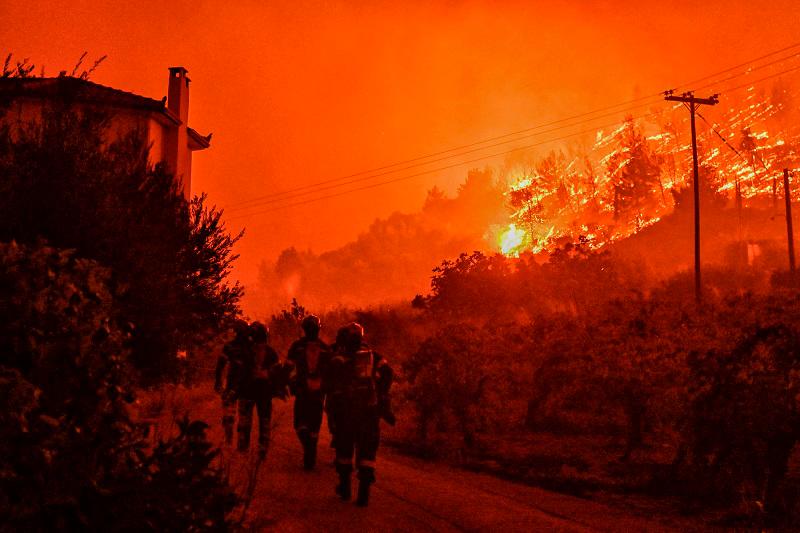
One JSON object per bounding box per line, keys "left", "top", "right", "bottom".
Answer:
{"left": 0, "top": 242, "right": 238, "bottom": 530}
{"left": 0, "top": 100, "right": 242, "bottom": 382}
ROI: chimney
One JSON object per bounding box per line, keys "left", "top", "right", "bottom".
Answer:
{"left": 167, "top": 66, "right": 190, "bottom": 123}
{"left": 166, "top": 67, "right": 191, "bottom": 199}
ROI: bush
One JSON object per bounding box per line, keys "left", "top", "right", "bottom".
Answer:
{"left": 0, "top": 242, "right": 237, "bottom": 530}
{"left": 0, "top": 100, "right": 242, "bottom": 382}
{"left": 403, "top": 323, "right": 527, "bottom": 449}
{"left": 400, "top": 244, "right": 800, "bottom": 519}
{"left": 678, "top": 320, "right": 800, "bottom": 513}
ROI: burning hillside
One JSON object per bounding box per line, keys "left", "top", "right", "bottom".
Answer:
{"left": 492, "top": 67, "right": 800, "bottom": 258}
{"left": 249, "top": 54, "right": 800, "bottom": 314}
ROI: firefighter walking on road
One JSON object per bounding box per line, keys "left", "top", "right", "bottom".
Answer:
{"left": 214, "top": 319, "right": 251, "bottom": 445}
{"left": 287, "top": 315, "right": 331, "bottom": 470}
{"left": 325, "top": 326, "right": 350, "bottom": 453}
{"left": 236, "top": 321, "right": 280, "bottom": 458}
{"left": 330, "top": 322, "right": 394, "bottom": 507}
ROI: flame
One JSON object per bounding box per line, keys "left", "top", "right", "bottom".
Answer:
{"left": 498, "top": 224, "right": 527, "bottom": 257}
{"left": 488, "top": 71, "right": 800, "bottom": 258}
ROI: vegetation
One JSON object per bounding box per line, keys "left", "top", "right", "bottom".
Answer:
{"left": 301, "top": 242, "right": 800, "bottom": 526}
{"left": 0, "top": 242, "right": 237, "bottom": 530}
{"left": 0, "top": 64, "right": 242, "bottom": 529}
{"left": 0, "top": 97, "right": 242, "bottom": 382}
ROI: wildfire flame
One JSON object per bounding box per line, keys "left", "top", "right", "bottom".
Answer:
{"left": 498, "top": 224, "right": 527, "bottom": 256}
{"left": 490, "top": 73, "right": 800, "bottom": 258}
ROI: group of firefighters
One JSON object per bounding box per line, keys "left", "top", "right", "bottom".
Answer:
{"left": 214, "top": 315, "right": 394, "bottom": 507}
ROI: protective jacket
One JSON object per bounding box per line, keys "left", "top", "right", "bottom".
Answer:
{"left": 287, "top": 337, "right": 331, "bottom": 395}
{"left": 331, "top": 342, "right": 394, "bottom": 484}
{"left": 287, "top": 337, "right": 331, "bottom": 469}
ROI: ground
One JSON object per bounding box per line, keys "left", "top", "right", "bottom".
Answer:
{"left": 144, "top": 385, "right": 711, "bottom": 531}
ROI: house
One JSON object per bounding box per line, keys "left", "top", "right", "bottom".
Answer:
{"left": 0, "top": 67, "right": 210, "bottom": 200}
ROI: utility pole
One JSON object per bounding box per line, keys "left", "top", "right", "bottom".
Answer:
{"left": 664, "top": 90, "right": 719, "bottom": 302}
{"left": 784, "top": 168, "right": 795, "bottom": 272}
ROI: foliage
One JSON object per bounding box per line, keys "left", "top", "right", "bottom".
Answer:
{"left": 403, "top": 323, "right": 526, "bottom": 448}
{"left": 2, "top": 52, "right": 106, "bottom": 80}
{"left": 0, "top": 241, "right": 237, "bottom": 530}
{"left": 421, "top": 243, "right": 642, "bottom": 319}
{"left": 606, "top": 116, "right": 663, "bottom": 219}
{"left": 424, "top": 251, "right": 515, "bottom": 318}
{"left": 2, "top": 53, "right": 35, "bottom": 78}
{"left": 0, "top": 99, "right": 242, "bottom": 382}
{"left": 267, "top": 298, "right": 306, "bottom": 352}
{"left": 676, "top": 303, "right": 800, "bottom": 514}
{"left": 394, "top": 239, "right": 800, "bottom": 520}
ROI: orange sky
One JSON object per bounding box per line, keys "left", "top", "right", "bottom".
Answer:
{"left": 3, "top": 0, "right": 800, "bottom": 286}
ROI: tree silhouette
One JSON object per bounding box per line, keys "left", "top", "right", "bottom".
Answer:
{"left": 0, "top": 94, "right": 242, "bottom": 382}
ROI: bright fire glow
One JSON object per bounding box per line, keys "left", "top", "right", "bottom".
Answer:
{"left": 490, "top": 73, "right": 800, "bottom": 258}
{"left": 498, "top": 224, "right": 527, "bottom": 256}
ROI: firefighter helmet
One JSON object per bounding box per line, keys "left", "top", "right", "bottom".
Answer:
{"left": 232, "top": 318, "right": 250, "bottom": 341}
{"left": 249, "top": 321, "right": 269, "bottom": 343}
{"left": 335, "top": 326, "right": 349, "bottom": 350}
{"left": 301, "top": 314, "right": 322, "bottom": 339}
{"left": 344, "top": 322, "right": 364, "bottom": 352}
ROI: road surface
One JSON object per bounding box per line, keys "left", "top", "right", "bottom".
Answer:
{"left": 188, "top": 397, "right": 689, "bottom": 532}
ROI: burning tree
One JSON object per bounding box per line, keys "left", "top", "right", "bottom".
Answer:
{"left": 606, "top": 116, "right": 663, "bottom": 223}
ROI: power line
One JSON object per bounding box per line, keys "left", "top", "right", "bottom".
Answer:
{"left": 230, "top": 55, "right": 800, "bottom": 216}
{"left": 227, "top": 99, "right": 658, "bottom": 214}
{"left": 232, "top": 60, "right": 800, "bottom": 218}
{"left": 717, "top": 62, "right": 800, "bottom": 94}
{"left": 227, "top": 95, "right": 663, "bottom": 210}
{"left": 678, "top": 41, "right": 800, "bottom": 88}
{"left": 227, "top": 40, "right": 800, "bottom": 210}
{"left": 228, "top": 113, "right": 651, "bottom": 221}
{"left": 696, "top": 110, "right": 749, "bottom": 163}
{"left": 229, "top": 45, "right": 800, "bottom": 219}
{"left": 693, "top": 50, "right": 800, "bottom": 92}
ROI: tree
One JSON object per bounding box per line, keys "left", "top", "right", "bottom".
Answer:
{"left": 404, "top": 323, "right": 522, "bottom": 448}
{"left": 606, "top": 117, "right": 662, "bottom": 221}
{"left": 424, "top": 251, "right": 515, "bottom": 318}
{"left": 0, "top": 242, "right": 238, "bottom": 530}
{"left": 0, "top": 97, "right": 242, "bottom": 382}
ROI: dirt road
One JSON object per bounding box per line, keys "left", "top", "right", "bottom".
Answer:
{"left": 193, "top": 398, "right": 685, "bottom": 532}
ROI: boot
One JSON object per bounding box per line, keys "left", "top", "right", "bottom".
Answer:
{"left": 336, "top": 472, "right": 351, "bottom": 501}
{"left": 356, "top": 479, "right": 371, "bottom": 507}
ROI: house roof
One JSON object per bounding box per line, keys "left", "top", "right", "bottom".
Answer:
{"left": 0, "top": 76, "right": 212, "bottom": 149}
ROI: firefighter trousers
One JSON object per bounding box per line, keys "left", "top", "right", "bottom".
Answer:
{"left": 237, "top": 385, "right": 272, "bottom": 454}
{"left": 294, "top": 390, "right": 324, "bottom": 448}
{"left": 335, "top": 405, "right": 380, "bottom": 483}
{"left": 221, "top": 390, "right": 237, "bottom": 445}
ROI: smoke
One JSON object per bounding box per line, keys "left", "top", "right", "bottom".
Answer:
{"left": 247, "top": 72, "right": 800, "bottom": 315}
{"left": 248, "top": 168, "right": 508, "bottom": 312}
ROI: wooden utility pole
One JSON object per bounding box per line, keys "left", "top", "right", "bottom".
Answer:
{"left": 664, "top": 91, "right": 719, "bottom": 302}
{"left": 784, "top": 168, "right": 796, "bottom": 272}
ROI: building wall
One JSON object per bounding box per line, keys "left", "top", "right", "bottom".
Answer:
{"left": 1, "top": 98, "right": 190, "bottom": 198}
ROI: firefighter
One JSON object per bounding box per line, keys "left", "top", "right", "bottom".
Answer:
{"left": 330, "top": 322, "right": 394, "bottom": 507}
{"left": 236, "top": 321, "right": 279, "bottom": 459}
{"left": 214, "top": 319, "right": 250, "bottom": 445}
{"left": 287, "top": 314, "right": 331, "bottom": 470}
{"left": 324, "top": 326, "right": 350, "bottom": 452}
